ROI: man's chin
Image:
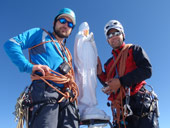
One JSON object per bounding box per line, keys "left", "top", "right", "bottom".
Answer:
{"left": 62, "top": 34, "right": 69, "bottom": 38}
{"left": 54, "top": 30, "right": 68, "bottom": 38}
{"left": 59, "top": 31, "right": 69, "bottom": 38}
{"left": 113, "top": 45, "right": 120, "bottom": 49}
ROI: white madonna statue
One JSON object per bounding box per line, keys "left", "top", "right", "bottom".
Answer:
{"left": 74, "top": 22, "right": 110, "bottom": 121}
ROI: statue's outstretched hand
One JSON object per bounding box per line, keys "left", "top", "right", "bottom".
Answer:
{"left": 97, "top": 56, "right": 102, "bottom": 75}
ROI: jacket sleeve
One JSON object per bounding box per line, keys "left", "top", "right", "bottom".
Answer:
{"left": 119, "top": 45, "right": 152, "bottom": 87}
{"left": 3, "top": 28, "right": 43, "bottom": 73}
{"left": 97, "top": 58, "right": 113, "bottom": 87}
{"left": 97, "top": 72, "right": 108, "bottom": 87}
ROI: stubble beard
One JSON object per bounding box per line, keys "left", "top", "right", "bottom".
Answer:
{"left": 53, "top": 25, "right": 69, "bottom": 38}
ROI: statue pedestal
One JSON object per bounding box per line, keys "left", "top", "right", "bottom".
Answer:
{"left": 80, "top": 118, "right": 113, "bottom": 128}
{"left": 80, "top": 107, "right": 110, "bottom": 121}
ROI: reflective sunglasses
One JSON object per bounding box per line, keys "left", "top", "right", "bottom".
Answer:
{"left": 58, "top": 18, "right": 74, "bottom": 28}
{"left": 107, "top": 31, "right": 122, "bottom": 39}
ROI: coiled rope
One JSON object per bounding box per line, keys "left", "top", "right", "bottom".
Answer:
{"left": 107, "top": 44, "right": 132, "bottom": 128}
{"left": 31, "top": 69, "right": 79, "bottom": 103}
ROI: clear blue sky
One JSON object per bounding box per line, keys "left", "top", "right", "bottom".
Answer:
{"left": 0, "top": 0, "right": 169, "bottom": 128}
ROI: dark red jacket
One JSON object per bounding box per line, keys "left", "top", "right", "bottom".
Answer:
{"left": 98, "top": 43, "right": 152, "bottom": 101}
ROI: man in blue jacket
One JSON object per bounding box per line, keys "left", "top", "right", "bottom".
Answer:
{"left": 4, "top": 8, "right": 79, "bottom": 128}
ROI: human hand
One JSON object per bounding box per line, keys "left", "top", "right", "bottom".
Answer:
{"left": 97, "top": 56, "right": 103, "bottom": 75}
{"left": 89, "top": 32, "right": 94, "bottom": 42}
{"left": 32, "top": 65, "right": 51, "bottom": 76}
{"left": 103, "top": 78, "right": 121, "bottom": 95}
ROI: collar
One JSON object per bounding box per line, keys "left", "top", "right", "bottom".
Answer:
{"left": 112, "top": 42, "right": 125, "bottom": 55}
{"left": 52, "top": 32, "right": 64, "bottom": 44}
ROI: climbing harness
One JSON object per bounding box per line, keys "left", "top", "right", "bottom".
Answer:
{"left": 138, "top": 84, "right": 159, "bottom": 118}
{"left": 121, "top": 84, "right": 159, "bottom": 128}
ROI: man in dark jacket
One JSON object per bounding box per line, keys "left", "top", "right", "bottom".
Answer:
{"left": 97, "top": 20, "right": 159, "bottom": 128}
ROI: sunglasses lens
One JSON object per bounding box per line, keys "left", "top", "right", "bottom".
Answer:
{"left": 68, "top": 22, "right": 73, "bottom": 28}
{"left": 108, "top": 34, "right": 112, "bottom": 39}
{"left": 58, "top": 18, "right": 74, "bottom": 28}
{"left": 107, "top": 32, "right": 121, "bottom": 39}
{"left": 59, "top": 18, "right": 66, "bottom": 24}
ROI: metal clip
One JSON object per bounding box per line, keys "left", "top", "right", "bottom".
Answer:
{"left": 151, "top": 90, "right": 160, "bottom": 117}
{"left": 124, "top": 104, "right": 133, "bottom": 117}
{"left": 124, "top": 87, "right": 133, "bottom": 117}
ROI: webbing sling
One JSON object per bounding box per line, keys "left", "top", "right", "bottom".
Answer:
{"left": 106, "top": 44, "right": 132, "bottom": 128}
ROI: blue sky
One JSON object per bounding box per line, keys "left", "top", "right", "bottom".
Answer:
{"left": 0, "top": 0, "right": 170, "bottom": 128}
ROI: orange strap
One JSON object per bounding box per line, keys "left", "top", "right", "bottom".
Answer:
{"left": 106, "top": 44, "right": 132, "bottom": 81}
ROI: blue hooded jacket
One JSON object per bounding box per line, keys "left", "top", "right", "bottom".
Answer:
{"left": 4, "top": 28, "right": 69, "bottom": 87}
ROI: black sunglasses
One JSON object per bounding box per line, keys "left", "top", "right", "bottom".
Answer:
{"left": 58, "top": 18, "right": 74, "bottom": 28}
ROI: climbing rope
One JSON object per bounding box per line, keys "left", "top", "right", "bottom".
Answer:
{"left": 31, "top": 68, "right": 79, "bottom": 103}
{"left": 14, "top": 87, "right": 29, "bottom": 128}
{"left": 106, "top": 44, "right": 132, "bottom": 128}
{"left": 28, "top": 28, "right": 79, "bottom": 103}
